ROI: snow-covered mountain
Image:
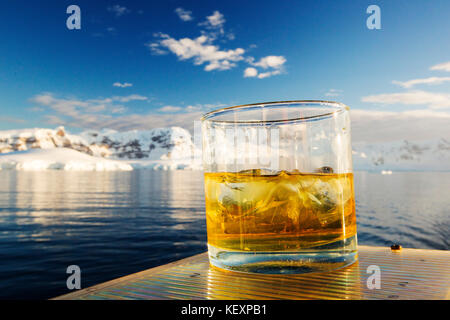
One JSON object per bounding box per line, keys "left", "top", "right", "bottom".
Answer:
{"left": 0, "top": 126, "right": 448, "bottom": 171}
{"left": 80, "top": 127, "right": 197, "bottom": 160}
{"left": 0, "top": 127, "right": 91, "bottom": 155}
{"left": 352, "top": 139, "right": 450, "bottom": 171}
{"left": 0, "top": 126, "right": 201, "bottom": 171}
{"left": 0, "top": 126, "right": 198, "bottom": 159}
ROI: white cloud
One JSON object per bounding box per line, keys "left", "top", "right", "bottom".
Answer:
{"left": 35, "top": 96, "right": 450, "bottom": 143}
{"left": 98, "top": 112, "right": 204, "bottom": 132}
{"left": 358, "top": 62, "right": 450, "bottom": 142}
{"left": 149, "top": 11, "right": 286, "bottom": 77}
{"left": 186, "top": 106, "right": 202, "bottom": 112}
{"left": 392, "top": 77, "right": 450, "bottom": 88}
{"left": 244, "top": 67, "right": 258, "bottom": 78}
{"left": 158, "top": 105, "right": 182, "bottom": 112}
{"left": 430, "top": 61, "right": 450, "bottom": 72}
{"left": 200, "top": 11, "right": 225, "bottom": 31}
{"left": 31, "top": 93, "right": 146, "bottom": 121}
{"left": 350, "top": 108, "right": 450, "bottom": 144}
{"left": 32, "top": 94, "right": 89, "bottom": 117}
{"left": 29, "top": 93, "right": 223, "bottom": 133}
{"left": 107, "top": 5, "right": 130, "bottom": 17}
{"left": 185, "top": 103, "right": 226, "bottom": 113}
{"left": 197, "top": 10, "right": 236, "bottom": 42}
{"left": 147, "top": 42, "right": 168, "bottom": 55}
{"left": 244, "top": 55, "right": 286, "bottom": 79}
{"left": 207, "top": 11, "right": 225, "bottom": 27}
{"left": 150, "top": 34, "right": 245, "bottom": 71}
{"left": 175, "top": 8, "right": 193, "bottom": 22}
{"left": 197, "top": 10, "right": 238, "bottom": 42}
{"left": 362, "top": 90, "right": 450, "bottom": 109}
{"left": 112, "top": 95, "right": 148, "bottom": 103}
{"left": 88, "top": 95, "right": 147, "bottom": 104}
{"left": 110, "top": 106, "right": 127, "bottom": 114}
{"left": 257, "top": 70, "right": 281, "bottom": 79}
{"left": 250, "top": 56, "right": 286, "bottom": 69}
{"left": 30, "top": 93, "right": 450, "bottom": 144}
{"left": 41, "top": 105, "right": 203, "bottom": 133}
{"left": 325, "top": 89, "right": 343, "bottom": 97}
{"left": 113, "top": 82, "right": 133, "bottom": 88}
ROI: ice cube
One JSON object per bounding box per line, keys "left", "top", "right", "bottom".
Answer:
{"left": 271, "top": 181, "right": 299, "bottom": 201}
{"left": 328, "top": 177, "right": 352, "bottom": 204}
{"left": 217, "top": 180, "right": 275, "bottom": 217}
{"left": 307, "top": 180, "right": 339, "bottom": 224}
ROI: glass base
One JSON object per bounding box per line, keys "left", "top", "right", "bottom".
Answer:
{"left": 208, "top": 235, "right": 358, "bottom": 274}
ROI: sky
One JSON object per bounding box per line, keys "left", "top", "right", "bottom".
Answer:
{"left": 0, "top": 0, "right": 449, "bottom": 143}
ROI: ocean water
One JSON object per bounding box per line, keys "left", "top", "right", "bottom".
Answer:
{"left": 0, "top": 170, "right": 448, "bottom": 299}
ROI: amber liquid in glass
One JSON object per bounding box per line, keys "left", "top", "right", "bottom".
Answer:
{"left": 205, "top": 170, "right": 356, "bottom": 252}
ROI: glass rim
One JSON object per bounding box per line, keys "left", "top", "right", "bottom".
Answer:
{"left": 200, "top": 100, "right": 350, "bottom": 124}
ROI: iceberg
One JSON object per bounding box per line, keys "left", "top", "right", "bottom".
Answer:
{"left": 0, "top": 148, "right": 133, "bottom": 171}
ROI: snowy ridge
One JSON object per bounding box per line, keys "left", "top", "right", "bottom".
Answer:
{"left": 80, "top": 127, "right": 197, "bottom": 160}
{"left": 0, "top": 126, "right": 200, "bottom": 171}
{"left": 352, "top": 138, "right": 450, "bottom": 171}
{"left": 0, "top": 126, "right": 449, "bottom": 171}
{"left": 0, "top": 127, "right": 91, "bottom": 155}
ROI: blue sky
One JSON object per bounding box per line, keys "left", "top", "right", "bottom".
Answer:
{"left": 0, "top": 0, "right": 449, "bottom": 143}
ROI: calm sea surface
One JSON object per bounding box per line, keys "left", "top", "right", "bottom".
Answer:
{"left": 0, "top": 170, "right": 448, "bottom": 299}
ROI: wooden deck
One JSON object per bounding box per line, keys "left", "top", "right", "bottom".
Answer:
{"left": 55, "top": 245, "right": 450, "bottom": 300}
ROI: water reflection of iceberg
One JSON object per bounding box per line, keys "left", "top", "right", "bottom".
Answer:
{"left": 1, "top": 170, "right": 205, "bottom": 228}
{"left": 0, "top": 170, "right": 208, "bottom": 260}
{"left": 2, "top": 171, "right": 137, "bottom": 229}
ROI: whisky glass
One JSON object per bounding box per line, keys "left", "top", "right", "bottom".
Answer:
{"left": 201, "top": 101, "right": 357, "bottom": 274}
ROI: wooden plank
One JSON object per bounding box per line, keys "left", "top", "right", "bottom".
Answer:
{"left": 54, "top": 245, "right": 450, "bottom": 300}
